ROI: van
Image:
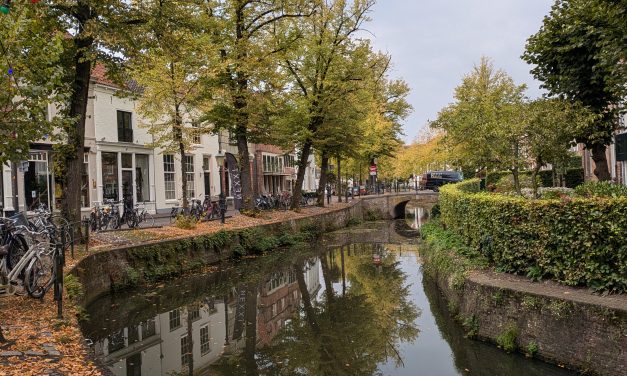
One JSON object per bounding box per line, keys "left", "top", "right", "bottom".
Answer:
{"left": 421, "top": 171, "right": 463, "bottom": 191}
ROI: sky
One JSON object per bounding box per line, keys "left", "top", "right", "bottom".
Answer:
{"left": 365, "top": 0, "right": 554, "bottom": 144}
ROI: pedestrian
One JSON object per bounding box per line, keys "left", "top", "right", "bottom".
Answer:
{"left": 326, "top": 185, "right": 332, "bottom": 205}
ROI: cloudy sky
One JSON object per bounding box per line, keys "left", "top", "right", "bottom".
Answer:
{"left": 365, "top": 0, "right": 554, "bottom": 143}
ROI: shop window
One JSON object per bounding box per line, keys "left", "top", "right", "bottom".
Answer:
{"left": 102, "top": 152, "right": 119, "bottom": 201}
{"left": 135, "top": 154, "right": 150, "bottom": 202}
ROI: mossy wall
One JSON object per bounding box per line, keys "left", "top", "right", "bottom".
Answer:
{"left": 72, "top": 199, "right": 371, "bottom": 305}
{"left": 422, "top": 251, "right": 627, "bottom": 376}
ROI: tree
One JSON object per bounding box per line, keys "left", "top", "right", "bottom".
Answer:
{"left": 522, "top": 0, "right": 627, "bottom": 181}
{"left": 0, "top": 4, "right": 68, "bottom": 165}
{"left": 275, "top": 0, "right": 409, "bottom": 208}
{"left": 44, "top": 0, "right": 144, "bottom": 222}
{"left": 202, "top": 0, "right": 313, "bottom": 211}
{"left": 523, "top": 98, "right": 588, "bottom": 196}
{"left": 129, "top": 0, "right": 217, "bottom": 209}
{"left": 432, "top": 57, "right": 527, "bottom": 192}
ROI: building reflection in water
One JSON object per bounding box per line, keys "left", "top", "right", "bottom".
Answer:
{"left": 90, "top": 260, "right": 321, "bottom": 376}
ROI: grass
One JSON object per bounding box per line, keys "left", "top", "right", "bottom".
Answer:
{"left": 496, "top": 324, "right": 518, "bottom": 352}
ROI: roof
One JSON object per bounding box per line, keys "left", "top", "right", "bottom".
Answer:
{"left": 91, "top": 62, "right": 119, "bottom": 88}
{"left": 90, "top": 62, "right": 142, "bottom": 93}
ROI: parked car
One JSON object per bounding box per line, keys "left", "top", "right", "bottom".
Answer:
{"left": 421, "top": 171, "right": 463, "bottom": 191}
{"left": 348, "top": 186, "right": 367, "bottom": 195}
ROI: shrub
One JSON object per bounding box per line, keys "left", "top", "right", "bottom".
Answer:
{"left": 439, "top": 180, "right": 627, "bottom": 293}
{"left": 575, "top": 181, "right": 627, "bottom": 198}
{"left": 496, "top": 324, "right": 518, "bottom": 352}
{"left": 174, "top": 214, "right": 197, "bottom": 229}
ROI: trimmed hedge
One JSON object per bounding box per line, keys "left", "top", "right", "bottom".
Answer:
{"left": 575, "top": 181, "right": 627, "bottom": 198}
{"left": 439, "top": 179, "right": 627, "bottom": 293}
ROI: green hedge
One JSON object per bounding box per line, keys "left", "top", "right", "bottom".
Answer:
{"left": 575, "top": 181, "right": 627, "bottom": 198}
{"left": 485, "top": 168, "right": 584, "bottom": 189}
{"left": 439, "top": 179, "right": 627, "bottom": 293}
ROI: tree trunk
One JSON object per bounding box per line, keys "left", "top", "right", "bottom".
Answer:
{"left": 178, "top": 138, "right": 188, "bottom": 210}
{"left": 244, "top": 284, "right": 258, "bottom": 376}
{"left": 62, "top": 33, "right": 94, "bottom": 224}
{"left": 531, "top": 159, "right": 542, "bottom": 198}
{"left": 11, "top": 162, "right": 18, "bottom": 213}
{"left": 186, "top": 306, "right": 194, "bottom": 375}
{"left": 511, "top": 167, "right": 521, "bottom": 195}
{"left": 317, "top": 152, "right": 329, "bottom": 207}
{"left": 291, "top": 139, "right": 313, "bottom": 210}
{"left": 590, "top": 144, "right": 611, "bottom": 181}
{"left": 233, "top": 3, "right": 254, "bottom": 212}
{"left": 337, "top": 155, "right": 341, "bottom": 203}
{"left": 236, "top": 126, "right": 253, "bottom": 211}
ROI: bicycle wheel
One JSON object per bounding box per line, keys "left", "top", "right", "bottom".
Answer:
{"left": 111, "top": 215, "right": 121, "bottom": 230}
{"left": 139, "top": 213, "right": 155, "bottom": 228}
{"left": 126, "top": 212, "right": 139, "bottom": 228}
{"left": 24, "top": 249, "right": 54, "bottom": 299}
{"left": 7, "top": 234, "right": 28, "bottom": 272}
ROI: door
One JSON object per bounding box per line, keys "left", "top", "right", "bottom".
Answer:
{"left": 204, "top": 172, "right": 211, "bottom": 197}
{"left": 122, "top": 170, "right": 133, "bottom": 207}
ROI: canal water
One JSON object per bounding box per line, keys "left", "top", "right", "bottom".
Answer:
{"left": 81, "top": 214, "right": 576, "bottom": 375}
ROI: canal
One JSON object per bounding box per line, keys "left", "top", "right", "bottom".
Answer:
{"left": 81, "top": 215, "right": 576, "bottom": 375}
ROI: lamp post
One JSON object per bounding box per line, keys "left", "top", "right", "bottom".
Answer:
{"left": 215, "top": 152, "right": 226, "bottom": 224}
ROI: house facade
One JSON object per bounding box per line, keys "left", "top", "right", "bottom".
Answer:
{"left": 1, "top": 67, "right": 318, "bottom": 216}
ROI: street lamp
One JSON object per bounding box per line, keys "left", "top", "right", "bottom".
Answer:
{"left": 215, "top": 152, "right": 226, "bottom": 224}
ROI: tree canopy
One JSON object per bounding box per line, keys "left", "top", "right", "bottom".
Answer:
{"left": 522, "top": 0, "right": 627, "bottom": 181}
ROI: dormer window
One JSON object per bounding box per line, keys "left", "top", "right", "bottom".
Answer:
{"left": 117, "top": 110, "right": 133, "bottom": 142}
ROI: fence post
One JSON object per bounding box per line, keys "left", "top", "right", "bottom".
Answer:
{"left": 54, "top": 240, "right": 63, "bottom": 319}
{"left": 84, "top": 219, "right": 90, "bottom": 253}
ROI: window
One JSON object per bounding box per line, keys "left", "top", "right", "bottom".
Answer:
{"left": 181, "top": 334, "right": 192, "bottom": 367}
{"left": 192, "top": 122, "right": 201, "bottom": 144}
{"left": 141, "top": 319, "right": 156, "bottom": 338}
{"left": 135, "top": 154, "right": 150, "bottom": 202}
{"left": 163, "top": 155, "right": 176, "bottom": 200}
{"left": 284, "top": 154, "right": 295, "bottom": 168}
{"left": 117, "top": 111, "right": 133, "bottom": 142}
{"left": 102, "top": 152, "right": 119, "bottom": 201}
{"left": 185, "top": 155, "right": 195, "bottom": 198}
{"left": 108, "top": 329, "right": 125, "bottom": 354}
{"left": 188, "top": 305, "right": 200, "bottom": 321}
{"left": 169, "top": 309, "right": 181, "bottom": 331}
{"left": 200, "top": 325, "right": 211, "bottom": 355}
{"left": 128, "top": 324, "right": 140, "bottom": 344}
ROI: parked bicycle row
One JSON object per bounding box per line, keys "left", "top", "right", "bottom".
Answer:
{"left": 89, "top": 199, "right": 155, "bottom": 232}
{"left": 170, "top": 195, "right": 226, "bottom": 221}
{"left": 0, "top": 206, "right": 80, "bottom": 300}
{"left": 254, "top": 191, "right": 316, "bottom": 211}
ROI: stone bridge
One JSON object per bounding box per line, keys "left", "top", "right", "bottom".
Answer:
{"left": 358, "top": 192, "right": 439, "bottom": 219}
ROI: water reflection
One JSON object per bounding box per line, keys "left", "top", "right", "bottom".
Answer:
{"left": 81, "top": 223, "right": 576, "bottom": 376}
{"left": 405, "top": 202, "right": 431, "bottom": 230}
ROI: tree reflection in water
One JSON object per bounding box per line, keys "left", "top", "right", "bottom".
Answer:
{"left": 216, "top": 244, "right": 420, "bottom": 376}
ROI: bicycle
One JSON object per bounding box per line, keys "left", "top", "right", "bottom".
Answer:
{"left": 202, "top": 196, "right": 221, "bottom": 220}
{"left": 0, "top": 217, "right": 55, "bottom": 299}
{"left": 130, "top": 203, "right": 155, "bottom": 228}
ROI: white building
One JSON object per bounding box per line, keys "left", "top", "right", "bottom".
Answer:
{"left": 1, "top": 64, "right": 317, "bottom": 216}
